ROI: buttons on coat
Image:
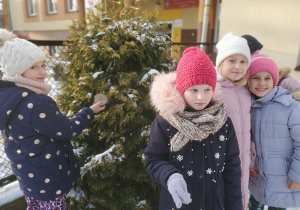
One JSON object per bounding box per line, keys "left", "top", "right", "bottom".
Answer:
{"left": 22, "top": 92, "right": 28, "bottom": 97}
{"left": 27, "top": 103, "right": 33, "bottom": 109}
{"left": 39, "top": 113, "right": 46, "bottom": 118}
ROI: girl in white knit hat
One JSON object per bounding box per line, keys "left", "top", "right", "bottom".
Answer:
{"left": 215, "top": 32, "right": 252, "bottom": 209}
{"left": 0, "top": 29, "right": 105, "bottom": 209}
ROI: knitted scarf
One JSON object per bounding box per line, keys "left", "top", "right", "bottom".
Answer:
{"left": 2, "top": 74, "right": 52, "bottom": 95}
{"left": 161, "top": 100, "right": 228, "bottom": 152}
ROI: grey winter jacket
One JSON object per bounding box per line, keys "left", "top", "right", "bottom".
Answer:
{"left": 249, "top": 86, "right": 300, "bottom": 208}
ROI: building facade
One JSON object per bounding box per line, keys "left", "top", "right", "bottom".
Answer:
{"left": 2, "top": 0, "right": 85, "bottom": 40}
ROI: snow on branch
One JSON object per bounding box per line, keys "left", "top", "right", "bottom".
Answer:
{"left": 81, "top": 144, "right": 124, "bottom": 177}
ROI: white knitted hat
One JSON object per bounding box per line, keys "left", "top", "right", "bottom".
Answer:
{"left": 0, "top": 29, "right": 47, "bottom": 77}
{"left": 215, "top": 32, "right": 251, "bottom": 71}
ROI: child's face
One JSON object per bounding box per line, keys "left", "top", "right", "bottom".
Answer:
{"left": 22, "top": 61, "right": 47, "bottom": 83}
{"left": 220, "top": 54, "right": 248, "bottom": 82}
{"left": 248, "top": 71, "right": 273, "bottom": 98}
{"left": 183, "top": 84, "right": 213, "bottom": 111}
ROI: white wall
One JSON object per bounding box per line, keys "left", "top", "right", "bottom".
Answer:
{"left": 219, "top": 0, "right": 300, "bottom": 81}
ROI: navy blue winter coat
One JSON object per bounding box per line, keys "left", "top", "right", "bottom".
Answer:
{"left": 145, "top": 115, "right": 242, "bottom": 210}
{"left": 0, "top": 80, "right": 94, "bottom": 200}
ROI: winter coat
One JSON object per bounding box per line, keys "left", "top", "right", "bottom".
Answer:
{"left": 145, "top": 72, "right": 242, "bottom": 210}
{"left": 0, "top": 80, "right": 95, "bottom": 200}
{"left": 279, "top": 67, "right": 300, "bottom": 101}
{"left": 217, "top": 77, "right": 251, "bottom": 209}
{"left": 249, "top": 86, "right": 300, "bottom": 208}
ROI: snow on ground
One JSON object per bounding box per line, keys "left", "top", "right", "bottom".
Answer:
{"left": 0, "top": 181, "right": 24, "bottom": 206}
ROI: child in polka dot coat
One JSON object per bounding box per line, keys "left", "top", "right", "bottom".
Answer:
{"left": 0, "top": 29, "right": 105, "bottom": 209}
{"left": 144, "top": 47, "right": 242, "bottom": 209}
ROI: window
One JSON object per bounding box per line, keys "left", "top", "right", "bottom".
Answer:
{"left": 47, "top": 0, "right": 57, "bottom": 14}
{"left": 49, "top": 46, "right": 58, "bottom": 56}
{"left": 158, "top": 21, "right": 173, "bottom": 56}
{"left": 85, "top": 0, "right": 99, "bottom": 9}
{"left": 28, "top": 0, "right": 36, "bottom": 16}
{"left": 68, "top": 0, "right": 77, "bottom": 12}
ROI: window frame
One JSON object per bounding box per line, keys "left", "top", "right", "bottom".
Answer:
{"left": 67, "top": 0, "right": 77, "bottom": 12}
{"left": 27, "top": 0, "right": 36, "bottom": 16}
{"left": 157, "top": 21, "right": 173, "bottom": 56}
{"left": 47, "top": 0, "right": 57, "bottom": 14}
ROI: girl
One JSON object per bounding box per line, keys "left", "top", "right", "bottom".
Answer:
{"left": 215, "top": 33, "right": 252, "bottom": 209}
{"left": 144, "top": 47, "right": 242, "bottom": 209}
{"left": 247, "top": 54, "right": 300, "bottom": 209}
{"left": 242, "top": 34, "right": 300, "bottom": 101}
{"left": 0, "top": 29, "right": 105, "bottom": 209}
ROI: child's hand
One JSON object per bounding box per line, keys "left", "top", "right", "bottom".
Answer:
{"left": 250, "top": 168, "right": 259, "bottom": 178}
{"left": 90, "top": 101, "right": 106, "bottom": 113}
{"left": 287, "top": 178, "right": 300, "bottom": 190}
{"left": 167, "top": 173, "right": 192, "bottom": 208}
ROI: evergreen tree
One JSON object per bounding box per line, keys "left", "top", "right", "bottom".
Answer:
{"left": 56, "top": 1, "right": 174, "bottom": 209}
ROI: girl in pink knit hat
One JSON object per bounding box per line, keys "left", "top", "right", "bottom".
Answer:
{"left": 144, "top": 46, "right": 242, "bottom": 209}
{"left": 247, "top": 54, "right": 300, "bottom": 209}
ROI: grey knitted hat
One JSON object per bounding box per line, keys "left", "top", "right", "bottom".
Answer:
{"left": 0, "top": 28, "right": 47, "bottom": 77}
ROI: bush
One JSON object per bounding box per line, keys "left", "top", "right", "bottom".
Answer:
{"left": 56, "top": 1, "right": 174, "bottom": 209}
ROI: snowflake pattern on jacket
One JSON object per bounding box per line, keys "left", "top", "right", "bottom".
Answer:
{"left": 144, "top": 72, "right": 242, "bottom": 210}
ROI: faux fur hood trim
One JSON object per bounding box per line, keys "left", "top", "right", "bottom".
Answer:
{"left": 279, "top": 67, "right": 291, "bottom": 80}
{"left": 150, "top": 72, "right": 220, "bottom": 114}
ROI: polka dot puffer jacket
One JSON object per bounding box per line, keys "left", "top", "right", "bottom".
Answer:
{"left": 0, "top": 81, "right": 95, "bottom": 200}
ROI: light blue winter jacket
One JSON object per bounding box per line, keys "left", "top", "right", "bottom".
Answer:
{"left": 249, "top": 86, "right": 300, "bottom": 208}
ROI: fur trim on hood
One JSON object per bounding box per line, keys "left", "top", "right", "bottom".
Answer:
{"left": 279, "top": 67, "right": 291, "bottom": 80}
{"left": 291, "top": 89, "right": 300, "bottom": 102}
{"left": 150, "top": 72, "right": 220, "bottom": 114}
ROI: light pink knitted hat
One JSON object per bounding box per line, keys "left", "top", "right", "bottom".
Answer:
{"left": 176, "top": 47, "right": 216, "bottom": 94}
{"left": 248, "top": 54, "right": 279, "bottom": 87}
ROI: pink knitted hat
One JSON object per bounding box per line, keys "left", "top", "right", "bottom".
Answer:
{"left": 248, "top": 54, "right": 279, "bottom": 87}
{"left": 176, "top": 47, "right": 216, "bottom": 94}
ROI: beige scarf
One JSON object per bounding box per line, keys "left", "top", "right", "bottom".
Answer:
{"left": 161, "top": 100, "right": 228, "bottom": 152}
{"left": 2, "top": 74, "right": 52, "bottom": 95}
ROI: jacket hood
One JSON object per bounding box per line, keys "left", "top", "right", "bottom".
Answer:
{"left": 0, "top": 80, "right": 26, "bottom": 129}
{"left": 150, "top": 72, "right": 220, "bottom": 114}
{"left": 279, "top": 67, "right": 291, "bottom": 80}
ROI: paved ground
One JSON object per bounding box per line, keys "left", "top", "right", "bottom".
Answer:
{"left": 0, "top": 197, "right": 26, "bottom": 210}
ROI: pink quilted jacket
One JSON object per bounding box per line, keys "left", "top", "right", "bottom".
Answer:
{"left": 217, "top": 77, "right": 251, "bottom": 210}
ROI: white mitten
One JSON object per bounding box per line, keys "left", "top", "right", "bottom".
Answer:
{"left": 167, "top": 173, "right": 192, "bottom": 208}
